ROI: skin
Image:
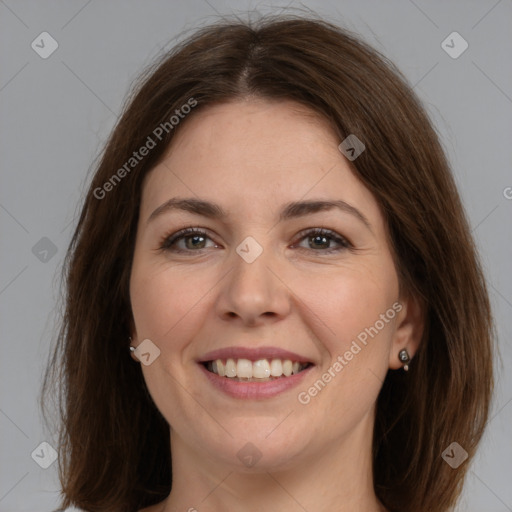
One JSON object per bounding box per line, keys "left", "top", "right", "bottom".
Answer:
{"left": 130, "top": 98, "right": 423, "bottom": 512}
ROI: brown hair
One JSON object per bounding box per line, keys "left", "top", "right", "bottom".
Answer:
{"left": 41, "top": 13, "right": 494, "bottom": 512}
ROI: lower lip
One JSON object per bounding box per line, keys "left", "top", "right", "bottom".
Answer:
{"left": 198, "top": 363, "right": 314, "bottom": 399}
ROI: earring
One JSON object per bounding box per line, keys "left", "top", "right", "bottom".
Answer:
{"left": 398, "top": 348, "right": 410, "bottom": 371}
{"left": 129, "top": 336, "right": 135, "bottom": 353}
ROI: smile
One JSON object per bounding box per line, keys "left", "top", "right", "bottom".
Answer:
{"left": 197, "top": 347, "right": 315, "bottom": 399}
{"left": 204, "top": 358, "right": 312, "bottom": 381}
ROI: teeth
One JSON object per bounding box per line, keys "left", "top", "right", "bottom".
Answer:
{"left": 207, "top": 358, "right": 309, "bottom": 379}
{"left": 253, "top": 359, "right": 271, "bottom": 378}
{"left": 270, "top": 359, "right": 283, "bottom": 376}
{"left": 236, "top": 359, "right": 252, "bottom": 379}
{"left": 225, "top": 358, "right": 237, "bottom": 377}
{"left": 282, "top": 360, "right": 293, "bottom": 376}
{"left": 217, "top": 359, "right": 226, "bottom": 377}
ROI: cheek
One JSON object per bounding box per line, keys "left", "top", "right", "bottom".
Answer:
{"left": 295, "top": 264, "right": 399, "bottom": 419}
{"left": 295, "top": 261, "right": 399, "bottom": 355}
{"left": 130, "top": 262, "right": 208, "bottom": 341}
{"left": 130, "top": 264, "right": 210, "bottom": 421}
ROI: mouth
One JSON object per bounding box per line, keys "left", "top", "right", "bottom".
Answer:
{"left": 202, "top": 358, "right": 313, "bottom": 382}
{"left": 197, "top": 347, "right": 315, "bottom": 399}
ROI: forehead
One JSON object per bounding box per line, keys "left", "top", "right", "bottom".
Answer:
{"left": 140, "top": 99, "right": 381, "bottom": 226}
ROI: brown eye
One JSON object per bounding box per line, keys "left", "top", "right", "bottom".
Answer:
{"left": 294, "top": 228, "right": 351, "bottom": 253}
{"left": 160, "top": 228, "right": 217, "bottom": 252}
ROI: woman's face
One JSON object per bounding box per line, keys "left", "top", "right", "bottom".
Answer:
{"left": 129, "top": 98, "right": 417, "bottom": 472}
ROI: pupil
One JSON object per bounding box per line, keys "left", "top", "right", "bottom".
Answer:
{"left": 312, "top": 235, "right": 328, "bottom": 249}
{"left": 187, "top": 235, "right": 205, "bottom": 249}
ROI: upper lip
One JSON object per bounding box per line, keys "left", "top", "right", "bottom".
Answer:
{"left": 197, "top": 346, "right": 314, "bottom": 364}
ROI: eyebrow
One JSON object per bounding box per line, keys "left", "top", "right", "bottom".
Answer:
{"left": 147, "top": 197, "right": 373, "bottom": 232}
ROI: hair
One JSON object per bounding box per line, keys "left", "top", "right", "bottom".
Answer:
{"left": 41, "top": 13, "right": 494, "bottom": 512}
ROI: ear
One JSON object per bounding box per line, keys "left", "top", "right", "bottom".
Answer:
{"left": 128, "top": 317, "right": 139, "bottom": 363}
{"left": 388, "top": 292, "right": 425, "bottom": 370}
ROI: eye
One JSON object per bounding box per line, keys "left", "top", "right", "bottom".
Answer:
{"left": 159, "top": 227, "right": 352, "bottom": 255}
{"left": 159, "top": 227, "right": 218, "bottom": 253}
{"left": 293, "top": 228, "right": 352, "bottom": 253}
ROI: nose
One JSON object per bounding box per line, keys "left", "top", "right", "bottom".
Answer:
{"left": 215, "top": 244, "right": 291, "bottom": 327}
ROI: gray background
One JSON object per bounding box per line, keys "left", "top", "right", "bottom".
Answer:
{"left": 1, "top": 0, "right": 511, "bottom": 511}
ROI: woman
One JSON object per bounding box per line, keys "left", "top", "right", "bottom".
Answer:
{"left": 42, "top": 14, "right": 494, "bottom": 512}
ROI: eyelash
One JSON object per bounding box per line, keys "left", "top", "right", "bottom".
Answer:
{"left": 158, "top": 227, "right": 352, "bottom": 254}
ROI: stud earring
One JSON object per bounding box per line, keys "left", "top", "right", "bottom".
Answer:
{"left": 398, "top": 348, "right": 411, "bottom": 371}
{"left": 129, "top": 336, "right": 135, "bottom": 353}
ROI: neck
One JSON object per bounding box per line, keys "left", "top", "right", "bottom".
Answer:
{"left": 161, "top": 410, "right": 386, "bottom": 512}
